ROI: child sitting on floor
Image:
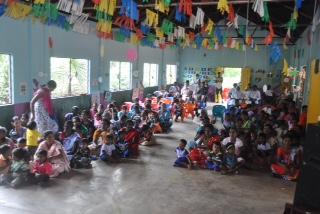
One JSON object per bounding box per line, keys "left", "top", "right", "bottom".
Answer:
{"left": 3, "top": 148, "right": 32, "bottom": 188}
{"left": 26, "top": 121, "right": 41, "bottom": 158}
{"left": 158, "top": 103, "right": 172, "bottom": 133}
{"left": 254, "top": 133, "right": 272, "bottom": 168}
{"left": 124, "top": 120, "right": 140, "bottom": 156}
{"left": 9, "top": 116, "right": 27, "bottom": 143}
{"left": 173, "top": 139, "right": 191, "bottom": 169}
{"left": 173, "top": 97, "right": 184, "bottom": 122}
{"left": 115, "top": 130, "right": 129, "bottom": 158}
{"left": 140, "top": 124, "right": 155, "bottom": 146}
{"left": 271, "top": 134, "right": 302, "bottom": 181}
{"left": 100, "top": 133, "right": 117, "bottom": 162}
{"left": 72, "top": 116, "right": 89, "bottom": 139}
{"left": 32, "top": 149, "right": 52, "bottom": 186}
{"left": 0, "top": 145, "right": 11, "bottom": 179}
{"left": 221, "top": 143, "right": 239, "bottom": 175}
{"left": 73, "top": 138, "right": 92, "bottom": 168}
{"left": 16, "top": 138, "right": 31, "bottom": 162}
{"left": 0, "top": 126, "right": 15, "bottom": 150}
{"left": 207, "top": 143, "right": 223, "bottom": 172}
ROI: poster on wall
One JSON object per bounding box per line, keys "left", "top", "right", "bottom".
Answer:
{"left": 19, "top": 82, "right": 27, "bottom": 96}
{"left": 183, "top": 66, "right": 216, "bottom": 85}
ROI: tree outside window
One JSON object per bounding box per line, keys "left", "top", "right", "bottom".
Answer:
{"left": 50, "top": 57, "right": 89, "bottom": 98}
{"left": 143, "top": 63, "right": 158, "bottom": 87}
{"left": 0, "top": 54, "right": 12, "bottom": 105}
{"left": 109, "top": 61, "right": 132, "bottom": 91}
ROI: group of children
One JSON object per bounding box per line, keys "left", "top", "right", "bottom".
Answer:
{"left": 174, "top": 91, "right": 306, "bottom": 181}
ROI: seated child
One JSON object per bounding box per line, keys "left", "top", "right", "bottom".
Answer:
{"left": 117, "top": 105, "right": 128, "bottom": 120}
{"left": 207, "top": 143, "right": 223, "bottom": 172}
{"left": 254, "top": 133, "right": 272, "bottom": 168}
{"left": 9, "top": 116, "right": 27, "bottom": 143}
{"left": 26, "top": 121, "right": 41, "bottom": 158}
{"left": 271, "top": 134, "right": 302, "bottom": 181}
{"left": 188, "top": 147, "right": 207, "bottom": 169}
{"left": 81, "top": 110, "right": 95, "bottom": 138}
{"left": 2, "top": 148, "right": 32, "bottom": 188}
{"left": 140, "top": 124, "right": 155, "bottom": 146}
{"left": 65, "top": 106, "right": 80, "bottom": 121}
{"left": 221, "top": 143, "right": 239, "bottom": 175}
{"left": 16, "top": 138, "right": 31, "bottom": 162}
{"left": 73, "top": 138, "right": 92, "bottom": 168}
{"left": 115, "top": 130, "right": 129, "bottom": 158}
{"left": 100, "top": 133, "right": 117, "bottom": 162}
{"left": 94, "top": 112, "right": 103, "bottom": 129}
{"left": 173, "top": 139, "right": 191, "bottom": 168}
{"left": 0, "top": 145, "right": 11, "bottom": 179}
{"left": 0, "top": 126, "right": 15, "bottom": 150}
{"left": 32, "top": 150, "right": 52, "bottom": 185}
{"left": 90, "top": 103, "right": 98, "bottom": 119}
{"left": 128, "top": 105, "right": 141, "bottom": 120}
{"left": 158, "top": 103, "right": 172, "bottom": 133}
{"left": 173, "top": 97, "right": 184, "bottom": 122}
{"left": 72, "top": 116, "right": 89, "bottom": 139}
{"left": 124, "top": 120, "right": 140, "bottom": 156}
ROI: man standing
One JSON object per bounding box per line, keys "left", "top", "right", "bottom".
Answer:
{"left": 215, "top": 72, "right": 223, "bottom": 103}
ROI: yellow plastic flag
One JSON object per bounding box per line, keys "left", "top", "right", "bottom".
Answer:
{"left": 282, "top": 58, "right": 289, "bottom": 76}
{"left": 97, "top": 0, "right": 116, "bottom": 16}
{"left": 6, "top": 2, "right": 32, "bottom": 20}
{"left": 146, "top": 9, "right": 158, "bottom": 27}
{"left": 156, "top": 28, "right": 164, "bottom": 38}
{"left": 34, "top": 0, "right": 45, "bottom": 4}
{"left": 235, "top": 41, "right": 240, "bottom": 50}
{"left": 254, "top": 44, "right": 259, "bottom": 51}
{"left": 130, "top": 34, "right": 139, "bottom": 45}
{"left": 155, "top": 0, "right": 169, "bottom": 14}
{"left": 205, "top": 19, "right": 214, "bottom": 34}
{"left": 217, "top": 0, "right": 229, "bottom": 14}
{"left": 293, "top": 8, "right": 298, "bottom": 20}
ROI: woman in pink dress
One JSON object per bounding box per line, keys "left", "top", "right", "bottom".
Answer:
{"left": 30, "top": 80, "right": 58, "bottom": 134}
{"left": 35, "top": 131, "right": 70, "bottom": 177}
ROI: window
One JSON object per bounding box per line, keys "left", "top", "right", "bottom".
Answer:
{"left": 50, "top": 57, "right": 89, "bottom": 98}
{"left": 143, "top": 63, "right": 158, "bottom": 87}
{"left": 0, "top": 54, "right": 12, "bottom": 105}
{"left": 166, "top": 64, "right": 177, "bottom": 85}
{"left": 109, "top": 61, "right": 132, "bottom": 91}
{"left": 222, "top": 67, "right": 242, "bottom": 89}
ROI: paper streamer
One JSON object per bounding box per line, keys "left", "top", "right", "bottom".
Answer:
{"left": 269, "top": 43, "right": 282, "bottom": 64}
{"left": 195, "top": 7, "right": 204, "bottom": 26}
{"left": 6, "top": 2, "right": 32, "bottom": 19}
{"left": 179, "top": 0, "right": 192, "bottom": 16}
{"left": 217, "top": 0, "right": 229, "bottom": 14}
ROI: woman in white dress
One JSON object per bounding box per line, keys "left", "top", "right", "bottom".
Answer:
{"left": 30, "top": 80, "right": 59, "bottom": 134}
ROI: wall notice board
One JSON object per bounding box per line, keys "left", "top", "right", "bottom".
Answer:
{"left": 183, "top": 66, "right": 216, "bottom": 85}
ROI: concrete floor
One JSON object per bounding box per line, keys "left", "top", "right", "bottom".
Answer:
{"left": 0, "top": 119, "right": 295, "bottom": 214}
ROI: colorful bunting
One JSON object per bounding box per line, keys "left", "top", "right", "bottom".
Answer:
{"left": 175, "top": 7, "right": 186, "bottom": 23}
{"left": 252, "top": 0, "right": 264, "bottom": 18}
{"left": 195, "top": 7, "right": 204, "bottom": 26}
{"left": 282, "top": 59, "right": 289, "bottom": 76}
{"left": 264, "top": 22, "right": 275, "bottom": 45}
{"left": 120, "top": 0, "right": 139, "bottom": 21}
{"left": 5, "top": 2, "right": 31, "bottom": 20}
{"left": 261, "top": 2, "right": 269, "bottom": 22}
{"left": 189, "top": 14, "right": 196, "bottom": 29}
{"left": 205, "top": 19, "right": 214, "bottom": 34}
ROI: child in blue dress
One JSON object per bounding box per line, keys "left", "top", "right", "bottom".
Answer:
{"left": 207, "top": 143, "right": 223, "bottom": 172}
{"left": 159, "top": 103, "right": 172, "bottom": 132}
{"left": 221, "top": 143, "right": 239, "bottom": 175}
{"left": 173, "top": 139, "right": 191, "bottom": 169}
{"left": 115, "top": 130, "right": 129, "bottom": 158}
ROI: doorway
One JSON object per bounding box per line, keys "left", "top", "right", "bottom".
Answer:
{"left": 222, "top": 67, "right": 242, "bottom": 90}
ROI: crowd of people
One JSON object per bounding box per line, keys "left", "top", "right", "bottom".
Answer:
{"left": 174, "top": 82, "right": 307, "bottom": 181}
{"left": 0, "top": 79, "right": 307, "bottom": 189}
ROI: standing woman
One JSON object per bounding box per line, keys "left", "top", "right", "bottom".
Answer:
{"left": 30, "top": 80, "right": 59, "bottom": 134}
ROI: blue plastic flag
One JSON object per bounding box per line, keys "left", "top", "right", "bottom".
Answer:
{"left": 215, "top": 27, "right": 223, "bottom": 45}
{"left": 141, "top": 24, "right": 150, "bottom": 34}
{"left": 269, "top": 43, "right": 282, "bottom": 64}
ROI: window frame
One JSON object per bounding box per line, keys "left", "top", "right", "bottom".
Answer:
{"left": 143, "top": 63, "right": 159, "bottom": 87}
{"left": 109, "top": 61, "right": 132, "bottom": 92}
{"left": 0, "top": 53, "right": 13, "bottom": 105}
{"left": 166, "top": 64, "right": 177, "bottom": 85}
{"left": 50, "top": 57, "right": 90, "bottom": 98}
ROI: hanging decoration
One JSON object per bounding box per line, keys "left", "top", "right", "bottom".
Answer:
{"left": 264, "top": 22, "right": 275, "bottom": 45}
{"left": 114, "top": 15, "right": 135, "bottom": 30}
{"left": 0, "top": 3, "right": 6, "bottom": 17}
{"left": 57, "top": 0, "right": 72, "bottom": 13}
{"left": 47, "top": 14, "right": 71, "bottom": 30}
{"left": 295, "top": 0, "right": 303, "bottom": 10}
{"left": 156, "top": 27, "right": 164, "bottom": 38}
{"left": 120, "top": 0, "right": 139, "bottom": 21}
{"left": 282, "top": 58, "right": 289, "bottom": 76}
{"left": 227, "top": 4, "right": 235, "bottom": 23}
{"left": 145, "top": 9, "right": 158, "bottom": 27}
{"left": 195, "top": 7, "right": 204, "bottom": 27}
{"left": 205, "top": 19, "right": 214, "bottom": 35}
{"left": 261, "top": 2, "right": 269, "bottom": 22}
{"left": 189, "top": 14, "right": 196, "bottom": 29}
{"left": 287, "top": 8, "right": 298, "bottom": 31}
{"left": 130, "top": 33, "right": 139, "bottom": 45}
{"left": 48, "top": 36, "right": 53, "bottom": 48}
{"left": 179, "top": 0, "right": 192, "bottom": 16}
{"left": 269, "top": 43, "right": 282, "bottom": 64}
{"left": 6, "top": 1, "right": 31, "bottom": 19}
{"left": 140, "top": 24, "right": 150, "bottom": 34}
{"left": 175, "top": 7, "right": 186, "bottom": 23}
{"left": 155, "top": 0, "right": 169, "bottom": 14}
{"left": 161, "top": 19, "right": 174, "bottom": 35}
{"left": 71, "top": 0, "right": 85, "bottom": 15}
{"left": 69, "top": 13, "right": 90, "bottom": 34}
{"left": 126, "top": 48, "right": 138, "bottom": 62}
{"left": 217, "top": 0, "right": 229, "bottom": 15}
{"left": 252, "top": 0, "right": 264, "bottom": 18}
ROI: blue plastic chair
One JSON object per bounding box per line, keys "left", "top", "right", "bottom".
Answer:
{"left": 212, "top": 105, "right": 226, "bottom": 122}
